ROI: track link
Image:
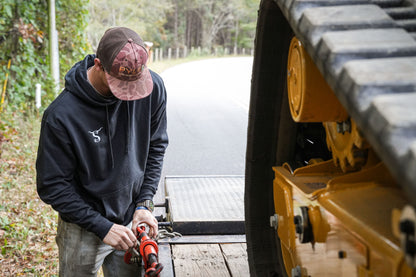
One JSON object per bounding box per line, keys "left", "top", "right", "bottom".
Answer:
{"left": 276, "top": 0, "right": 416, "bottom": 204}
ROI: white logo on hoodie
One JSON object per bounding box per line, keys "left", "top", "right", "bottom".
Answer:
{"left": 89, "top": 127, "right": 103, "bottom": 143}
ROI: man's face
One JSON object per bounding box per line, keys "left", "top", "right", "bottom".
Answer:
{"left": 95, "top": 58, "right": 112, "bottom": 96}
{"left": 101, "top": 69, "right": 110, "bottom": 90}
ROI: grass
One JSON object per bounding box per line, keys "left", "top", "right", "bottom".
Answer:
{"left": 0, "top": 109, "right": 58, "bottom": 276}
{"left": 0, "top": 54, "right": 236, "bottom": 275}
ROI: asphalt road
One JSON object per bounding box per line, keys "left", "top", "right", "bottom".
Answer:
{"left": 160, "top": 57, "right": 253, "bottom": 178}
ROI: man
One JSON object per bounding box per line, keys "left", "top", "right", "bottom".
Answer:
{"left": 36, "top": 27, "right": 168, "bottom": 276}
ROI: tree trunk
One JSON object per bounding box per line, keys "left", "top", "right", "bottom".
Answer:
{"left": 174, "top": 0, "right": 178, "bottom": 46}
{"left": 234, "top": 19, "right": 239, "bottom": 50}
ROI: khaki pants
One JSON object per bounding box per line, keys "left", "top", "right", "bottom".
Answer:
{"left": 56, "top": 217, "right": 142, "bottom": 277}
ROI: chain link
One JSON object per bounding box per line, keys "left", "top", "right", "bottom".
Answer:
{"left": 156, "top": 229, "right": 182, "bottom": 240}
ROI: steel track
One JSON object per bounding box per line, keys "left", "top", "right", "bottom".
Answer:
{"left": 276, "top": 0, "right": 416, "bottom": 204}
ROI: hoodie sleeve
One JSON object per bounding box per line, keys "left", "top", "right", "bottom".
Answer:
{"left": 36, "top": 115, "right": 113, "bottom": 240}
{"left": 136, "top": 73, "right": 169, "bottom": 203}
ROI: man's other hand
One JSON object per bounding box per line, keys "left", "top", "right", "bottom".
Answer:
{"left": 103, "top": 224, "right": 137, "bottom": 250}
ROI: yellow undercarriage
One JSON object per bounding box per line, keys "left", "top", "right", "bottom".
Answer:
{"left": 276, "top": 37, "right": 416, "bottom": 276}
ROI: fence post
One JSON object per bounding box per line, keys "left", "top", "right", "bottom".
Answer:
{"left": 36, "top": 83, "right": 41, "bottom": 109}
{"left": 184, "top": 46, "right": 187, "bottom": 58}
{"left": 49, "top": 0, "right": 60, "bottom": 93}
{"left": 159, "top": 48, "right": 163, "bottom": 61}
{"left": 176, "top": 48, "right": 179, "bottom": 59}
{"left": 168, "top": 48, "right": 172, "bottom": 60}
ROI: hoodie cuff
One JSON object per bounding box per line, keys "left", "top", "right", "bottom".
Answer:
{"left": 136, "top": 188, "right": 155, "bottom": 204}
{"left": 90, "top": 218, "right": 114, "bottom": 241}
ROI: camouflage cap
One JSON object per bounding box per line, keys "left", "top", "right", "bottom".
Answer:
{"left": 97, "top": 27, "right": 153, "bottom": 101}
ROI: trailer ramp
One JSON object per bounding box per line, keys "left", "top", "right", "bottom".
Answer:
{"left": 157, "top": 176, "right": 249, "bottom": 277}
{"left": 165, "top": 175, "right": 245, "bottom": 235}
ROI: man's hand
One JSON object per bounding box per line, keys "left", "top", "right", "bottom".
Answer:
{"left": 103, "top": 224, "right": 137, "bottom": 251}
{"left": 132, "top": 208, "right": 158, "bottom": 238}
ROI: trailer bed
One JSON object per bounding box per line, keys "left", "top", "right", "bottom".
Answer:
{"left": 155, "top": 176, "right": 249, "bottom": 276}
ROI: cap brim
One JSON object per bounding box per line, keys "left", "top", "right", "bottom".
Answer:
{"left": 106, "top": 67, "right": 153, "bottom": 101}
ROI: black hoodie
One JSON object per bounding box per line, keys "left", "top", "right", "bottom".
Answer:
{"left": 36, "top": 54, "right": 168, "bottom": 240}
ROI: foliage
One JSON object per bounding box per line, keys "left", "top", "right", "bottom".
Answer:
{"left": 88, "top": 0, "right": 258, "bottom": 50}
{"left": 230, "top": 0, "right": 258, "bottom": 49}
{"left": 164, "top": 0, "right": 258, "bottom": 49}
{"left": 0, "top": 109, "right": 58, "bottom": 276}
{"left": 0, "top": 0, "right": 51, "bottom": 109}
{"left": 88, "top": 0, "right": 172, "bottom": 50}
{"left": 56, "top": 0, "right": 91, "bottom": 79}
{"left": 0, "top": 0, "right": 91, "bottom": 111}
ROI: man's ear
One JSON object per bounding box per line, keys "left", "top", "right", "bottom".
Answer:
{"left": 94, "top": 58, "right": 104, "bottom": 71}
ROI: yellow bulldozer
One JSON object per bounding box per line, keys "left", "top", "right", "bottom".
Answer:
{"left": 244, "top": 0, "right": 416, "bottom": 276}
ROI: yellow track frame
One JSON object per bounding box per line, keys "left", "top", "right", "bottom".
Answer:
{"left": 273, "top": 160, "right": 413, "bottom": 276}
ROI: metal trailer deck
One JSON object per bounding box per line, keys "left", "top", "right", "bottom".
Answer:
{"left": 155, "top": 176, "right": 249, "bottom": 277}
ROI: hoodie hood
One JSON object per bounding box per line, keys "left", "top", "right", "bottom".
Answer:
{"left": 65, "top": 54, "right": 119, "bottom": 107}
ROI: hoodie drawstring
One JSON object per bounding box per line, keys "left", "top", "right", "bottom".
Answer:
{"left": 126, "top": 102, "right": 131, "bottom": 154}
{"left": 105, "top": 105, "right": 115, "bottom": 169}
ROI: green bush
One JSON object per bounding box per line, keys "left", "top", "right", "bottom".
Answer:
{"left": 0, "top": 0, "right": 91, "bottom": 112}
